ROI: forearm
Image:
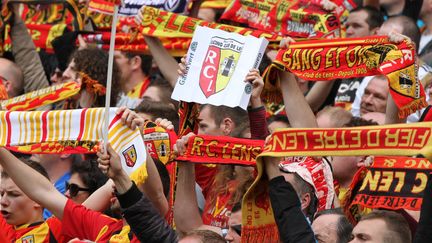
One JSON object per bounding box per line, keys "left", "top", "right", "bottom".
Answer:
{"left": 11, "top": 15, "right": 49, "bottom": 93}
{"left": 120, "top": 182, "right": 178, "bottom": 243}
{"left": 269, "top": 176, "right": 316, "bottom": 243}
{"left": 280, "top": 71, "right": 318, "bottom": 128}
{"left": 174, "top": 162, "right": 203, "bottom": 233}
{"left": 144, "top": 36, "right": 180, "bottom": 87}
{"left": 83, "top": 180, "right": 114, "bottom": 212}
{"left": 248, "top": 106, "right": 269, "bottom": 139}
{"left": 139, "top": 155, "right": 169, "bottom": 216}
{"left": 305, "top": 81, "right": 335, "bottom": 112}
{"left": 112, "top": 170, "right": 133, "bottom": 194}
{"left": 0, "top": 148, "right": 66, "bottom": 218}
{"left": 385, "top": 94, "right": 406, "bottom": 124}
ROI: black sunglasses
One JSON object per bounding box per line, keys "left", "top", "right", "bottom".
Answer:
{"left": 65, "top": 181, "right": 90, "bottom": 197}
{"left": 231, "top": 224, "right": 241, "bottom": 236}
{"left": 222, "top": 224, "right": 242, "bottom": 238}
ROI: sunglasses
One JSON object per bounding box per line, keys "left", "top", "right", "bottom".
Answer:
{"left": 65, "top": 181, "right": 90, "bottom": 198}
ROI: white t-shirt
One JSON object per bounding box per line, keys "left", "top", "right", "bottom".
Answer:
{"left": 420, "top": 34, "right": 432, "bottom": 54}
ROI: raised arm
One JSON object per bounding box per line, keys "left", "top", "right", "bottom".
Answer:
{"left": 143, "top": 36, "right": 180, "bottom": 87}
{"left": 10, "top": 4, "right": 49, "bottom": 93}
{"left": 173, "top": 133, "right": 205, "bottom": 233}
{"left": 279, "top": 70, "right": 318, "bottom": 128}
{"left": 278, "top": 38, "right": 318, "bottom": 128}
{"left": 117, "top": 107, "right": 169, "bottom": 216}
{"left": 264, "top": 156, "right": 317, "bottom": 243}
{"left": 97, "top": 143, "right": 178, "bottom": 243}
{"left": 305, "top": 81, "right": 336, "bottom": 112}
{"left": 0, "top": 148, "right": 67, "bottom": 219}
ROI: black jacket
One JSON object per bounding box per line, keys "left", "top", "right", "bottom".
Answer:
{"left": 117, "top": 182, "right": 178, "bottom": 243}
{"left": 269, "top": 176, "right": 317, "bottom": 243}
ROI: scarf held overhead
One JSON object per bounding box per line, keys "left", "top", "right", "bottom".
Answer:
{"left": 242, "top": 123, "right": 432, "bottom": 243}
{"left": 348, "top": 156, "right": 431, "bottom": 212}
{"left": 1, "top": 81, "right": 80, "bottom": 111}
{"left": 263, "top": 36, "right": 426, "bottom": 118}
{"left": 176, "top": 135, "right": 264, "bottom": 166}
{"left": 138, "top": 6, "right": 282, "bottom": 42}
{"left": 0, "top": 108, "right": 147, "bottom": 183}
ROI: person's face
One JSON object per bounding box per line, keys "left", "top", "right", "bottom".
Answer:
{"left": 62, "top": 59, "right": 79, "bottom": 84}
{"left": 198, "top": 8, "right": 216, "bottom": 22}
{"left": 312, "top": 214, "right": 341, "bottom": 243}
{"left": 198, "top": 106, "right": 223, "bottom": 135}
{"left": 114, "top": 51, "right": 132, "bottom": 85}
{"left": 345, "top": 10, "right": 372, "bottom": 38}
{"left": 268, "top": 120, "right": 289, "bottom": 133}
{"left": 225, "top": 210, "right": 242, "bottom": 243}
{"left": 331, "top": 156, "right": 361, "bottom": 184}
{"left": 350, "top": 218, "right": 388, "bottom": 243}
{"left": 142, "top": 86, "right": 163, "bottom": 102}
{"left": 50, "top": 68, "right": 63, "bottom": 84}
{"left": 65, "top": 173, "right": 90, "bottom": 204}
{"left": 360, "top": 77, "right": 388, "bottom": 115}
{"left": 0, "top": 177, "right": 41, "bottom": 226}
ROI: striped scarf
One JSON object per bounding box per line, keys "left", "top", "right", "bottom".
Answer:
{"left": 1, "top": 108, "right": 147, "bottom": 184}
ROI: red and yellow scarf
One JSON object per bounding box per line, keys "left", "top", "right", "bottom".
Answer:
{"left": 243, "top": 123, "right": 432, "bottom": 243}
{"left": 263, "top": 36, "right": 427, "bottom": 118}
{"left": 343, "top": 156, "right": 432, "bottom": 224}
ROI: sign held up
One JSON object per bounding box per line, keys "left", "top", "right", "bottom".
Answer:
{"left": 172, "top": 26, "right": 268, "bottom": 109}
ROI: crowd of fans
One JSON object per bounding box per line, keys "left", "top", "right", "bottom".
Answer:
{"left": 1, "top": 0, "right": 432, "bottom": 242}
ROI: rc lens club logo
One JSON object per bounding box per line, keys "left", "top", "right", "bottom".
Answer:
{"left": 200, "top": 37, "right": 244, "bottom": 98}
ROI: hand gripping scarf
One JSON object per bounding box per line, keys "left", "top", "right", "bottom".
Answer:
{"left": 242, "top": 123, "right": 432, "bottom": 243}
{"left": 166, "top": 101, "right": 201, "bottom": 226}
{"left": 343, "top": 156, "right": 432, "bottom": 224}
{"left": 0, "top": 108, "right": 148, "bottom": 184}
{"left": 222, "top": 0, "right": 356, "bottom": 38}
{"left": 142, "top": 120, "right": 178, "bottom": 165}
{"left": 0, "top": 81, "right": 80, "bottom": 111}
{"left": 262, "top": 36, "right": 427, "bottom": 118}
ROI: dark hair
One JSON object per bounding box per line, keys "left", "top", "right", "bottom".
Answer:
{"left": 385, "top": 15, "right": 421, "bottom": 50}
{"left": 360, "top": 210, "right": 411, "bottom": 243}
{"left": 123, "top": 52, "right": 153, "bottom": 76}
{"left": 344, "top": 116, "right": 379, "bottom": 127}
{"left": 1, "top": 158, "right": 50, "bottom": 181}
{"left": 267, "top": 114, "right": 290, "bottom": 127}
{"left": 182, "top": 229, "right": 226, "bottom": 243}
{"left": 351, "top": 6, "right": 384, "bottom": 30}
{"left": 315, "top": 208, "right": 353, "bottom": 243}
{"left": 70, "top": 48, "right": 121, "bottom": 107}
{"left": 147, "top": 77, "right": 177, "bottom": 108}
{"left": 70, "top": 159, "right": 108, "bottom": 194}
{"left": 293, "top": 173, "right": 318, "bottom": 220}
{"left": 135, "top": 99, "right": 179, "bottom": 132}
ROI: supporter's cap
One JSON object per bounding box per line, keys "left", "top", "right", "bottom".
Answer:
{"left": 279, "top": 156, "right": 335, "bottom": 211}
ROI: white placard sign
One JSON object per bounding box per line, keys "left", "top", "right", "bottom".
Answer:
{"left": 171, "top": 26, "right": 269, "bottom": 110}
